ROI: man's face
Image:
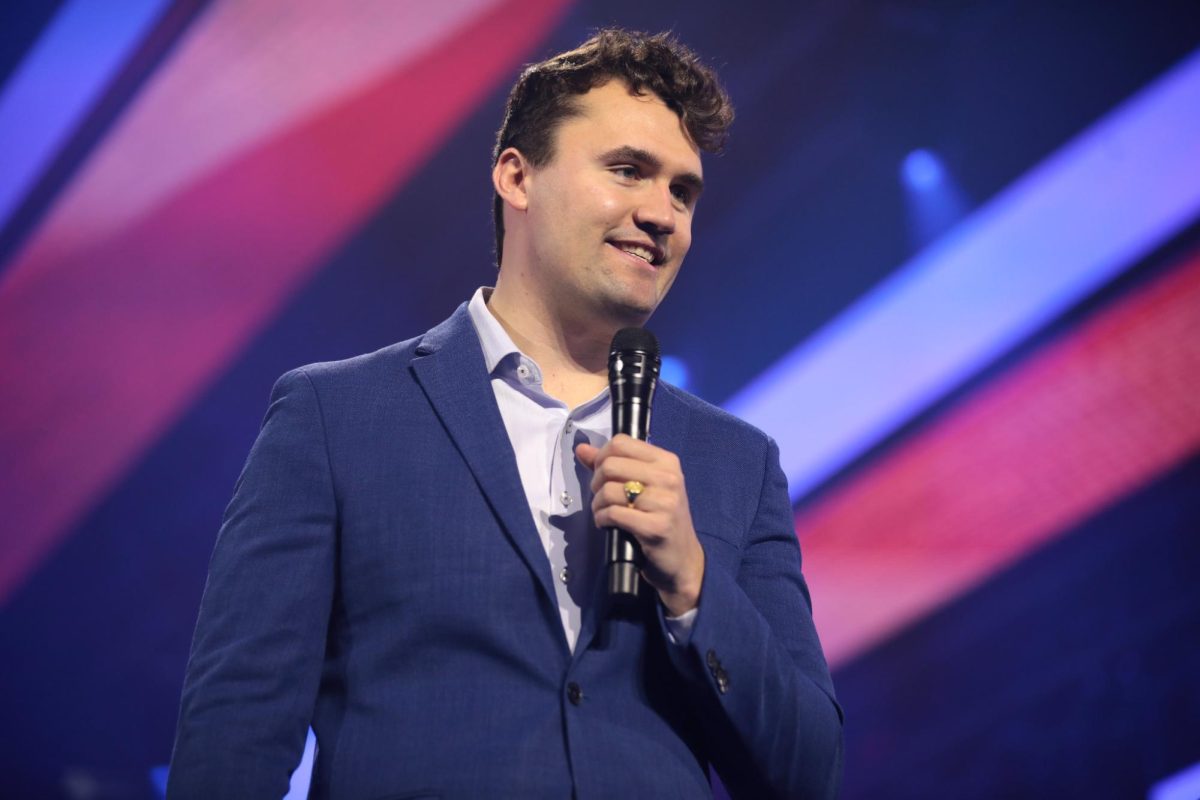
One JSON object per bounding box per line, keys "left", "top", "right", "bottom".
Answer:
{"left": 520, "top": 80, "right": 704, "bottom": 327}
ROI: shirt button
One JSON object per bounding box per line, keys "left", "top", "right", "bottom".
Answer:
{"left": 560, "top": 490, "right": 572, "bottom": 507}
{"left": 565, "top": 421, "right": 574, "bottom": 432}
{"left": 560, "top": 566, "right": 571, "bottom": 584}
{"left": 566, "top": 682, "right": 583, "bottom": 706}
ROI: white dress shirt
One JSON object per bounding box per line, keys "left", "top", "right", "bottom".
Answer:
{"left": 467, "top": 288, "right": 695, "bottom": 651}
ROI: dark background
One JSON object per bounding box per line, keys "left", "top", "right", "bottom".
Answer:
{"left": 1, "top": 1, "right": 1198, "bottom": 797}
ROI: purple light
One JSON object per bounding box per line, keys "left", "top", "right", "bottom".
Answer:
{"left": 660, "top": 355, "right": 691, "bottom": 391}
{"left": 726, "top": 46, "right": 1200, "bottom": 502}
{"left": 0, "top": 0, "right": 168, "bottom": 231}
{"left": 1149, "top": 760, "right": 1200, "bottom": 800}
{"left": 902, "top": 148, "right": 946, "bottom": 191}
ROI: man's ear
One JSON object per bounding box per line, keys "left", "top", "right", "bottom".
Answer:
{"left": 493, "top": 147, "right": 531, "bottom": 212}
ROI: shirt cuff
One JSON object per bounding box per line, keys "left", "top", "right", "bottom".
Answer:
{"left": 663, "top": 606, "right": 699, "bottom": 646}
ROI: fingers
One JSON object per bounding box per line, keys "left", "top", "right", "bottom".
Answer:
{"left": 576, "top": 437, "right": 702, "bottom": 612}
{"left": 604, "top": 434, "right": 668, "bottom": 461}
{"left": 579, "top": 440, "right": 681, "bottom": 493}
{"left": 593, "top": 503, "right": 672, "bottom": 541}
{"left": 585, "top": 456, "right": 650, "bottom": 493}
{"left": 590, "top": 472, "right": 686, "bottom": 522}
{"left": 591, "top": 480, "right": 658, "bottom": 512}
{"left": 576, "top": 432, "right": 686, "bottom": 527}
{"left": 576, "top": 434, "right": 668, "bottom": 466}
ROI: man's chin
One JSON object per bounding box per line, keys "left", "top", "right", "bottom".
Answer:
{"left": 597, "top": 293, "right": 658, "bottom": 328}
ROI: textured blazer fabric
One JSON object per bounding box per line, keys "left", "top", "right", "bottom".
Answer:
{"left": 168, "top": 304, "right": 843, "bottom": 800}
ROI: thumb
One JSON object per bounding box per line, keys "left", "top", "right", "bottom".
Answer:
{"left": 574, "top": 442, "right": 599, "bottom": 470}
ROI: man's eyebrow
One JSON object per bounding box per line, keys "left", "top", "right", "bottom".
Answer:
{"left": 600, "top": 145, "right": 705, "bottom": 196}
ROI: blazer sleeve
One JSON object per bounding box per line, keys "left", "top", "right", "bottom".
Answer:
{"left": 168, "top": 368, "right": 337, "bottom": 799}
{"left": 660, "top": 436, "right": 844, "bottom": 800}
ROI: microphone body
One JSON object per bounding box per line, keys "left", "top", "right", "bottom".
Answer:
{"left": 606, "top": 328, "right": 660, "bottom": 598}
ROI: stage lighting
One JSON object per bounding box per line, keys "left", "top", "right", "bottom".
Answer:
{"left": 900, "top": 148, "right": 969, "bottom": 247}
{"left": 660, "top": 355, "right": 691, "bottom": 391}
{"left": 901, "top": 148, "right": 946, "bottom": 191}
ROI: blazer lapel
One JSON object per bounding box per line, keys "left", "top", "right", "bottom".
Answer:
{"left": 644, "top": 382, "right": 689, "bottom": 455}
{"left": 409, "top": 304, "right": 559, "bottom": 613}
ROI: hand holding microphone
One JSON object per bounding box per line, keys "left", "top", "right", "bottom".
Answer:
{"left": 573, "top": 328, "right": 705, "bottom": 616}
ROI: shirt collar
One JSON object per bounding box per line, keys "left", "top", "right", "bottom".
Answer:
{"left": 466, "top": 287, "right": 610, "bottom": 416}
{"left": 467, "top": 286, "right": 526, "bottom": 376}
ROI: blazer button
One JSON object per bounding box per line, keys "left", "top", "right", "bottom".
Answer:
{"left": 706, "top": 649, "right": 719, "bottom": 670}
{"left": 567, "top": 682, "right": 583, "bottom": 706}
{"left": 715, "top": 668, "right": 730, "bottom": 695}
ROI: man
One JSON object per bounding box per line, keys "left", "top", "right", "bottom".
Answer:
{"left": 169, "top": 29, "right": 843, "bottom": 799}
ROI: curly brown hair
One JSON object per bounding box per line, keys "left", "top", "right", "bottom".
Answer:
{"left": 491, "top": 28, "right": 734, "bottom": 266}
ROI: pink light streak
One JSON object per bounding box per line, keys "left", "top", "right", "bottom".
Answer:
{"left": 800, "top": 249, "right": 1200, "bottom": 667}
{"left": 0, "top": 0, "right": 571, "bottom": 604}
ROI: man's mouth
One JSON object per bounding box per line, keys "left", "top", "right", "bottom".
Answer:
{"left": 608, "top": 240, "right": 664, "bottom": 267}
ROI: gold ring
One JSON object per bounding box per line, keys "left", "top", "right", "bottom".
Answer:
{"left": 623, "top": 480, "right": 645, "bottom": 508}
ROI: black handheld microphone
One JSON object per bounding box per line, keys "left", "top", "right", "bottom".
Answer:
{"left": 606, "top": 327, "right": 660, "bottom": 598}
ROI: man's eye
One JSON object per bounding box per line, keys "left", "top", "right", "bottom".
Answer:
{"left": 613, "top": 165, "right": 639, "bottom": 180}
{"left": 671, "top": 186, "right": 692, "bottom": 204}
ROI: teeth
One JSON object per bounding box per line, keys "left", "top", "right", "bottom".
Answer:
{"left": 618, "top": 244, "right": 655, "bottom": 264}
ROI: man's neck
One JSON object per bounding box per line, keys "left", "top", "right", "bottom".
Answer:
{"left": 486, "top": 283, "right": 615, "bottom": 409}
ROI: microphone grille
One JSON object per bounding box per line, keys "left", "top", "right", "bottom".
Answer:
{"left": 611, "top": 327, "right": 660, "bottom": 358}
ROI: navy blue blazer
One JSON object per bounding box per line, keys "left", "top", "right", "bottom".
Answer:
{"left": 168, "top": 304, "right": 843, "bottom": 799}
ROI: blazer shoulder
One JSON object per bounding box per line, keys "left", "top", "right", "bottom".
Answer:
{"left": 660, "top": 382, "right": 773, "bottom": 451}
{"left": 278, "top": 302, "right": 474, "bottom": 393}
{"left": 280, "top": 336, "right": 423, "bottom": 391}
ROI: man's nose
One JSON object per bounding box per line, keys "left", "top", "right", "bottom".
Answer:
{"left": 633, "top": 183, "right": 676, "bottom": 234}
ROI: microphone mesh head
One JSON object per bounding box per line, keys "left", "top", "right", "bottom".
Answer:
{"left": 611, "top": 327, "right": 659, "bottom": 357}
